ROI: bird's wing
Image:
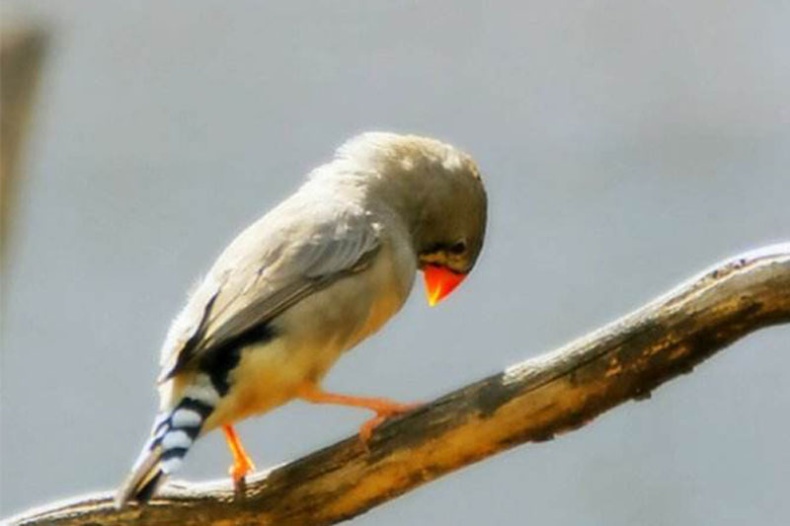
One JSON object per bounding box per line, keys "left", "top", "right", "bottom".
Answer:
{"left": 158, "top": 203, "right": 382, "bottom": 380}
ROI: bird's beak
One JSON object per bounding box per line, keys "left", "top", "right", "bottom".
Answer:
{"left": 423, "top": 265, "right": 466, "bottom": 307}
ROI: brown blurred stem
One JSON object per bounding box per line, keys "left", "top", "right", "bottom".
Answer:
{"left": 1, "top": 23, "right": 48, "bottom": 266}
{"left": 6, "top": 244, "right": 790, "bottom": 526}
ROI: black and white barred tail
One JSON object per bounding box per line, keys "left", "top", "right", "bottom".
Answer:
{"left": 115, "top": 392, "right": 216, "bottom": 507}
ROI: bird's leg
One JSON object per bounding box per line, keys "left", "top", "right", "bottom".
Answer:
{"left": 222, "top": 424, "right": 256, "bottom": 494}
{"left": 296, "top": 382, "right": 420, "bottom": 443}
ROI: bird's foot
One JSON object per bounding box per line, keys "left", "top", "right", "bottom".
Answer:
{"left": 229, "top": 454, "right": 256, "bottom": 486}
{"left": 222, "top": 425, "right": 256, "bottom": 497}
{"left": 296, "top": 382, "right": 421, "bottom": 445}
{"left": 359, "top": 401, "right": 421, "bottom": 444}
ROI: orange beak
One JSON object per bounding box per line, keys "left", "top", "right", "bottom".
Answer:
{"left": 423, "top": 265, "right": 466, "bottom": 307}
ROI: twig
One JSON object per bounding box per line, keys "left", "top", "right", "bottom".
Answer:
{"left": 6, "top": 243, "right": 790, "bottom": 526}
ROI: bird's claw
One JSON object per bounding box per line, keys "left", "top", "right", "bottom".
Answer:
{"left": 359, "top": 402, "right": 421, "bottom": 445}
{"left": 229, "top": 457, "right": 255, "bottom": 498}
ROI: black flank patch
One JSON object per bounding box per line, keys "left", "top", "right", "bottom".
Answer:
{"left": 200, "top": 322, "right": 277, "bottom": 396}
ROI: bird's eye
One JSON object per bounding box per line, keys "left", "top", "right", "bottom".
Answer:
{"left": 448, "top": 240, "right": 467, "bottom": 255}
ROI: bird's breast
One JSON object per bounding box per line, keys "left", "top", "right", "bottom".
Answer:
{"left": 278, "top": 239, "right": 416, "bottom": 376}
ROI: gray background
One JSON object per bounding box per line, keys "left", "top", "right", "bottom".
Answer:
{"left": 2, "top": 1, "right": 789, "bottom": 524}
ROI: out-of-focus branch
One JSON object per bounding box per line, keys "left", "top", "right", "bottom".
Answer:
{"left": 7, "top": 244, "right": 790, "bottom": 526}
{"left": 1, "top": 22, "right": 47, "bottom": 264}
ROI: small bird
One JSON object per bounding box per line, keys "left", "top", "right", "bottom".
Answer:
{"left": 116, "top": 132, "right": 488, "bottom": 506}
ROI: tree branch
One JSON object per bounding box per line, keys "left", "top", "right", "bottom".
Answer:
{"left": 8, "top": 244, "right": 790, "bottom": 526}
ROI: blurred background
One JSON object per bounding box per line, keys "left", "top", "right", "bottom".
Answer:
{"left": 2, "top": 1, "right": 789, "bottom": 524}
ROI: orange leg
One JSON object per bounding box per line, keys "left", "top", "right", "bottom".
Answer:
{"left": 296, "top": 382, "right": 420, "bottom": 443}
{"left": 222, "top": 425, "right": 256, "bottom": 486}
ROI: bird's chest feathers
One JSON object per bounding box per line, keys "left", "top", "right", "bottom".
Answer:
{"left": 283, "top": 241, "right": 414, "bottom": 370}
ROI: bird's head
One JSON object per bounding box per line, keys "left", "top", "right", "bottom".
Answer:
{"left": 415, "top": 173, "right": 487, "bottom": 306}
{"left": 334, "top": 132, "right": 488, "bottom": 306}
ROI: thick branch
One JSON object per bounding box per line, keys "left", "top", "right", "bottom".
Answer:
{"left": 8, "top": 244, "right": 790, "bottom": 526}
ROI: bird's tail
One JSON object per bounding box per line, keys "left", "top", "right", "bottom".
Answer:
{"left": 115, "top": 397, "right": 213, "bottom": 507}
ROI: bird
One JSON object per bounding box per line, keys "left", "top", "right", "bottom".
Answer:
{"left": 116, "top": 132, "right": 488, "bottom": 507}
